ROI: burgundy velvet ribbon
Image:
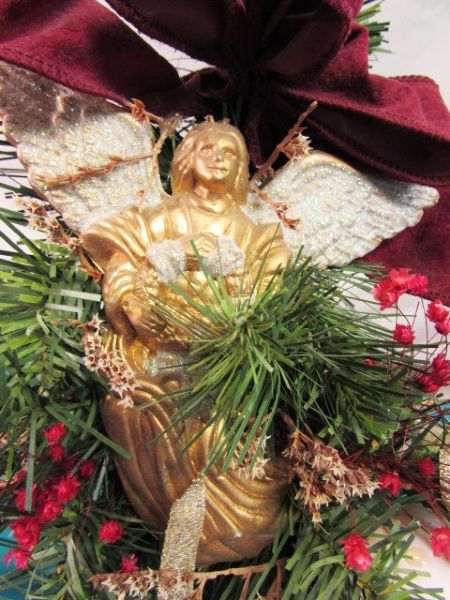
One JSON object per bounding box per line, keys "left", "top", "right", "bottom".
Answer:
{"left": 0, "top": 0, "right": 449, "bottom": 298}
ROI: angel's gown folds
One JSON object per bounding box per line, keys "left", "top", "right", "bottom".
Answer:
{"left": 82, "top": 193, "right": 291, "bottom": 567}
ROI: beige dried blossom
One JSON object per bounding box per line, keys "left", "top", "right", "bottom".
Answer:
{"left": 93, "top": 569, "right": 193, "bottom": 600}
{"left": 231, "top": 431, "right": 271, "bottom": 480}
{"left": 93, "top": 569, "right": 159, "bottom": 599}
{"left": 284, "top": 429, "right": 378, "bottom": 524}
{"left": 82, "top": 313, "right": 104, "bottom": 333}
{"left": 281, "top": 130, "right": 312, "bottom": 160}
{"left": 18, "top": 195, "right": 80, "bottom": 251}
{"left": 92, "top": 560, "right": 283, "bottom": 600}
{"left": 158, "top": 572, "right": 193, "bottom": 600}
{"left": 82, "top": 317, "right": 136, "bottom": 408}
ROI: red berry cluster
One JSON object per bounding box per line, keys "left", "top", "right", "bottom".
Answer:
{"left": 371, "top": 269, "right": 450, "bottom": 394}
{"left": 378, "top": 471, "right": 402, "bottom": 497}
{"left": 373, "top": 268, "right": 428, "bottom": 310}
{"left": 341, "top": 525, "right": 450, "bottom": 574}
{"left": 431, "top": 528, "right": 450, "bottom": 560}
{"left": 426, "top": 299, "right": 450, "bottom": 336}
{"left": 4, "top": 423, "right": 94, "bottom": 571}
{"left": 393, "top": 323, "right": 415, "bottom": 345}
{"left": 416, "top": 353, "right": 450, "bottom": 394}
{"left": 340, "top": 534, "right": 373, "bottom": 572}
{"left": 377, "top": 455, "right": 437, "bottom": 499}
{"left": 3, "top": 422, "right": 134, "bottom": 573}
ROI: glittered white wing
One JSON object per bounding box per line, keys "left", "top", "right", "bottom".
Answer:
{"left": 245, "top": 152, "right": 439, "bottom": 267}
{"left": 0, "top": 61, "right": 161, "bottom": 232}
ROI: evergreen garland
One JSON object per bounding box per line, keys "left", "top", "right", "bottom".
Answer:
{"left": 156, "top": 253, "right": 428, "bottom": 472}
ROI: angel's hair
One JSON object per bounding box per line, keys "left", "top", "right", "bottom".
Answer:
{"left": 171, "top": 121, "right": 249, "bottom": 204}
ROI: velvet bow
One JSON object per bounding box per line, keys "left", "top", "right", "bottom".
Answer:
{"left": 0, "top": 0, "right": 449, "bottom": 300}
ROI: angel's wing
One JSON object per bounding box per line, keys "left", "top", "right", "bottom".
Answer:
{"left": 0, "top": 61, "right": 161, "bottom": 232}
{"left": 245, "top": 151, "right": 439, "bottom": 267}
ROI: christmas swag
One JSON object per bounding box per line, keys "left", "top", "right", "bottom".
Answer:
{"left": 0, "top": 1, "right": 449, "bottom": 599}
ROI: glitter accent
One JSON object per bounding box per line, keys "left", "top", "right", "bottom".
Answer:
{"left": 160, "top": 478, "right": 206, "bottom": 598}
{"left": 244, "top": 152, "right": 438, "bottom": 267}
{"left": 144, "top": 351, "right": 188, "bottom": 378}
{"left": 205, "top": 235, "right": 245, "bottom": 277}
{"left": 440, "top": 445, "right": 450, "bottom": 508}
{"left": 146, "top": 240, "right": 186, "bottom": 282}
{"left": 0, "top": 61, "right": 158, "bottom": 232}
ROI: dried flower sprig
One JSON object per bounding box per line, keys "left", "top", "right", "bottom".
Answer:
{"left": 231, "top": 430, "right": 271, "bottom": 480}
{"left": 284, "top": 429, "right": 378, "bottom": 523}
{"left": 92, "top": 560, "right": 284, "bottom": 600}
{"left": 18, "top": 195, "right": 81, "bottom": 251}
{"left": 82, "top": 316, "right": 136, "bottom": 408}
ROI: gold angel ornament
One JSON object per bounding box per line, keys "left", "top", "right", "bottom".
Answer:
{"left": 0, "top": 62, "right": 439, "bottom": 569}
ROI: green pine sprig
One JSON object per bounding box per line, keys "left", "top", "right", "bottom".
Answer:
{"left": 358, "top": 1, "right": 390, "bottom": 55}
{"left": 150, "top": 247, "right": 431, "bottom": 472}
{"left": 0, "top": 203, "right": 162, "bottom": 598}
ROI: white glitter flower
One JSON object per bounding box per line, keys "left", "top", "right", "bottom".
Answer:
{"left": 205, "top": 235, "right": 245, "bottom": 277}
{"left": 146, "top": 239, "right": 186, "bottom": 283}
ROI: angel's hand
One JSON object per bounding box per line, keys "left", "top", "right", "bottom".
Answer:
{"left": 145, "top": 234, "right": 218, "bottom": 277}
{"left": 122, "top": 294, "right": 166, "bottom": 339}
{"left": 104, "top": 295, "right": 136, "bottom": 339}
{"left": 101, "top": 256, "right": 138, "bottom": 339}
{"left": 224, "top": 270, "right": 253, "bottom": 296}
{"left": 183, "top": 233, "right": 218, "bottom": 270}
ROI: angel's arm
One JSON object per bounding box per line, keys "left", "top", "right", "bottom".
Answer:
{"left": 248, "top": 223, "right": 292, "bottom": 282}
{"left": 82, "top": 206, "right": 169, "bottom": 338}
{"left": 82, "top": 227, "right": 135, "bottom": 338}
{"left": 102, "top": 256, "right": 137, "bottom": 338}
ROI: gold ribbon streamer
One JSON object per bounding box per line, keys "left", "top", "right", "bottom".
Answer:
{"left": 440, "top": 444, "right": 450, "bottom": 508}
{"left": 159, "top": 477, "right": 206, "bottom": 599}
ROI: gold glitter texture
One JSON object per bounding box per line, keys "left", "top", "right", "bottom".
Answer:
{"left": 160, "top": 478, "right": 206, "bottom": 574}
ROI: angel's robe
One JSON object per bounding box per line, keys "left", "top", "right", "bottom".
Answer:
{"left": 83, "top": 192, "right": 291, "bottom": 350}
{"left": 81, "top": 194, "right": 291, "bottom": 566}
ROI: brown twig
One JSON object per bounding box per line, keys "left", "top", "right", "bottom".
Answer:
{"left": 41, "top": 153, "right": 153, "bottom": 190}
{"left": 248, "top": 101, "right": 318, "bottom": 230}
{"left": 76, "top": 248, "right": 103, "bottom": 283}
{"left": 129, "top": 98, "right": 162, "bottom": 124}
{"left": 150, "top": 114, "right": 183, "bottom": 183}
{"left": 91, "top": 560, "right": 285, "bottom": 600}
{"left": 249, "top": 185, "right": 300, "bottom": 230}
{"left": 266, "top": 561, "right": 284, "bottom": 600}
{"left": 251, "top": 100, "right": 318, "bottom": 185}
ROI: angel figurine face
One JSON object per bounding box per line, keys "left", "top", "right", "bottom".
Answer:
{"left": 171, "top": 121, "right": 250, "bottom": 206}
{"left": 191, "top": 131, "right": 240, "bottom": 195}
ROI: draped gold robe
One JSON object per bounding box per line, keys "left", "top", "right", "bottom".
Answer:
{"left": 82, "top": 194, "right": 291, "bottom": 566}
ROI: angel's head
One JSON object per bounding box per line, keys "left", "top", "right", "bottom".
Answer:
{"left": 171, "top": 121, "right": 249, "bottom": 204}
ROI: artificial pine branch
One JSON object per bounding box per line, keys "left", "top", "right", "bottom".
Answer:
{"left": 152, "top": 251, "right": 432, "bottom": 471}
{"left": 358, "top": 1, "right": 390, "bottom": 55}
